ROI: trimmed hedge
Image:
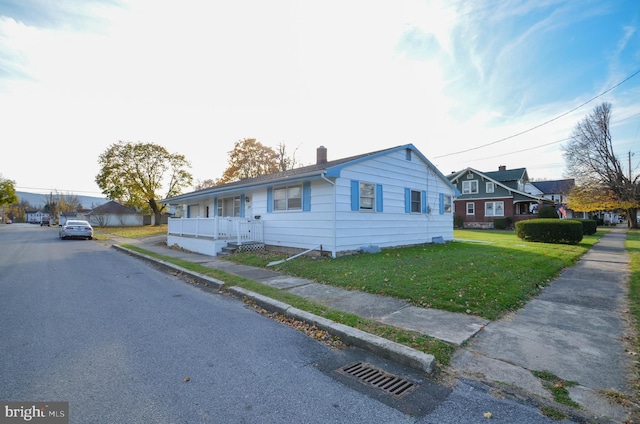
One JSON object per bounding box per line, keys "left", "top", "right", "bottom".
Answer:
{"left": 515, "top": 219, "right": 583, "bottom": 244}
{"left": 493, "top": 217, "right": 513, "bottom": 230}
{"left": 538, "top": 205, "right": 559, "bottom": 218}
{"left": 568, "top": 219, "right": 597, "bottom": 235}
{"left": 454, "top": 215, "right": 464, "bottom": 229}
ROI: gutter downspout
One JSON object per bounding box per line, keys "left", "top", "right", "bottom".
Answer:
{"left": 321, "top": 172, "right": 337, "bottom": 258}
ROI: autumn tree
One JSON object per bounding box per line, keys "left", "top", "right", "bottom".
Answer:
{"left": 562, "top": 102, "right": 639, "bottom": 227}
{"left": 216, "top": 138, "right": 280, "bottom": 184}
{"left": 96, "top": 141, "right": 193, "bottom": 225}
{"left": 0, "top": 175, "right": 18, "bottom": 207}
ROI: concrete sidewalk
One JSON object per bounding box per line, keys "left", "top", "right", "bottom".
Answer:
{"left": 112, "top": 228, "right": 637, "bottom": 422}
{"left": 452, "top": 227, "right": 635, "bottom": 422}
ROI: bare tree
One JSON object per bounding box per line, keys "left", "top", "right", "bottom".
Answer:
{"left": 276, "top": 142, "right": 301, "bottom": 171}
{"left": 562, "top": 102, "right": 639, "bottom": 227}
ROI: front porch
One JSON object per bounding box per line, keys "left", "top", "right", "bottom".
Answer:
{"left": 167, "top": 217, "right": 264, "bottom": 256}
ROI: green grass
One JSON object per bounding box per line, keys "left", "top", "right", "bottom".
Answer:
{"left": 228, "top": 229, "right": 604, "bottom": 320}
{"left": 103, "top": 227, "right": 608, "bottom": 368}
{"left": 95, "top": 224, "right": 167, "bottom": 239}
{"left": 532, "top": 370, "right": 580, "bottom": 409}
{"left": 625, "top": 228, "right": 640, "bottom": 401}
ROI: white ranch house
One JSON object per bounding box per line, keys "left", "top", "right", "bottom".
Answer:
{"left": 161, "top": 145, "right": 459, "bottom": 258}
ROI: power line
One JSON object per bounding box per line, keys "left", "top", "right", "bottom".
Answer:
{"left": 434, "top": 67, "right": 640, "bottom": 159}
{"left": 473, "top": 137, "right": 570, "bottom": 161}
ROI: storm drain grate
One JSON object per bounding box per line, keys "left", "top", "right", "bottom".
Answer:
{"left": 336, "top": 362, "right": 418, "bottom": 399}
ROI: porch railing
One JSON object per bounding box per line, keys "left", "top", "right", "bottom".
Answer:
{"left": 167, "top": 217, "right": 264, "bottom": 245}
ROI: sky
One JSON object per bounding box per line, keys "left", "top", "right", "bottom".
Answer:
{"left": 1, "top": 0, "right": 639, "bottom": 197}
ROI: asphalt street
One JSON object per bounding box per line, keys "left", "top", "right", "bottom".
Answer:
{"left": 1, "top": 224, "right": 575, "bottom": 423}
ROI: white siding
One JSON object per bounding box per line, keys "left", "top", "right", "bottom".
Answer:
{"left": 256, "top": 149, "right": 454, "bottom": 254}
{"left": 168, "top": 148, "right": 455, "bottom": 256}
{"left": 254, "top": 181, "right": 336, "bottom": 251}
{"left": 329, "top": 149, "right": 454, "bottom": 252}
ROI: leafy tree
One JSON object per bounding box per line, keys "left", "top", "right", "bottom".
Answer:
{"left": 217, "top": 138, "right": 280, "bottom": 184}
{"left": 0, "top": 175, "right": 18, "bottom": 207}
{"left": 567, "top": 185, "right": 625, "bottom": 213}
{"left": 4, "top": 199, "right": 30, "bottom": 223}
{"left": 562, "top": 102, "right": 639, "bottom": 227}
{"left": 96, "top": 141, "right": 193, "bottom": 225}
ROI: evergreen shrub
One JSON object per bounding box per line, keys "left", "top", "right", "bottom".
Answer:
{"left": 454, "top": 215, "right": 464, "bottom": 229}
{"left": 493, "top": 217, "right": 512, "bottom": 230}
{"left": 515, "top": 219, "right": 583, "bottom": 244}
{"left": 568, "top": 219, "right": 597, "bottom": 235}
{"left": 538, "top": 205, "right": 559, "bottom": 218}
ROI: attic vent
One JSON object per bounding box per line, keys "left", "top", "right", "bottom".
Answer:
{"left": 466, "top": 172, "right": 474, "bottom": 179}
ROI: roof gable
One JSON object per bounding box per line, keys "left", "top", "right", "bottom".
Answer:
{"left": 89, "top": 200, "right": 137, "bottom": 215}
{"left": 483, "top": 167, "right": 528, "bottom": 182}
{"left": 447, "top": 167, "right": 543, "bottom": 201}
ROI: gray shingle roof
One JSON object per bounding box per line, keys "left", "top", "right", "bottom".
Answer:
{"left": 89, "top": 200, "right": 137, "bottom": 215}
{"left": 530, "top": 179, "right": 575, "bottom": 194}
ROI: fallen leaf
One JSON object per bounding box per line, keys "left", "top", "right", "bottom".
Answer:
{"left": 183, "top": 376, "right": 191, "bottom": 382}
{"left": 483, "top": 412, "right": 493, "bottom": 418}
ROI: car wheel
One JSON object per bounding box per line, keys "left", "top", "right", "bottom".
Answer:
{"left": 87, "top": 236, "right": 92, "bottom": 240}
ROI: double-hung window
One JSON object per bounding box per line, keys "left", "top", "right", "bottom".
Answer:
{"left": 274, "top": 185, "right": 302, "bottom": 211}
{"left": 486, "top": 182, "right": 495, "bottom": 193}
{"left": 410, "top": 190, "right": 422, "bottom": 213}
{"left": 359, "top": 182, "right": 375, "bottom": 210}
{"left": 462, "top": 180, "right": 478, "bottom": 194}
{"left": 485, "top": 201, "right": 504, "bottom": 216}
{"left": 443, "top": 195, "right": 452, "bottom": 213}
{"left": 466, "top": 202, "right": 475, "bottom": 215}
{"left": 217, "top": 196, "right": 241, "bottom": 217}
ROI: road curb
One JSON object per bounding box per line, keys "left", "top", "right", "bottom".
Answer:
{"left": 115, "top": 245, "right": 436, "bottom": 374}
{"left": 113, "top": 245, "right": 227, "bottom": 290}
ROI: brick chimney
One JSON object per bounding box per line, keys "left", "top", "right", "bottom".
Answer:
{"left": 498, "top": 165, "right": 506, "bottom": 171}
{"left": 317, "top": 146, "right": 327, "bottom": 164}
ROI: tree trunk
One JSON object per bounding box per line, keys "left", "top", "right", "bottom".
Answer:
{"left": 148, "top": 198, "right": 163, "bottom": 226}
{"left": 628, "top": 208, "right": 638, "bottom": 229}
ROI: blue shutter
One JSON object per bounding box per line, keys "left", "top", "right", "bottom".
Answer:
{"left": 439, "top": 193, "right": 444, "bottom": 215}
{"left": 267, "top": 188, "right": 273, "bottom": 213}
{"left": 375, "top": 184, "right": 383, "bottom": 212}
{"left": 303, "top": 181, "right": 311, "bottom": 212}
{"left": 213, "top": 198, "right": 218, "bottom": 217}
{"left": 240, "top": 194, "right": 246, "bottom": 217}
{"left": 350, "top": 180, "right": 359, "bottom": 211}
{"left": 421, "top": 190, "right": 427, "bottom": 214}
{"left": 187, "top": 205, "right": 191, "bottom": 218}
{"left": 404, "top": 188, "right": 410, "bottom": 213}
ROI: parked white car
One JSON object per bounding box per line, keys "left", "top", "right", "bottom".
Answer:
{"left": 59, "top": 220, "right": 93, "bottom": 240}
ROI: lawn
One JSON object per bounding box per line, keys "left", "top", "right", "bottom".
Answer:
{"left": 94, "top": 224, "right": 168, "bottom": 239}
{"left": 228, "top": 229, "right": 605, "bottom": 320}
{"left": 625, "top": 228, "right": 640, "bottom": 399}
